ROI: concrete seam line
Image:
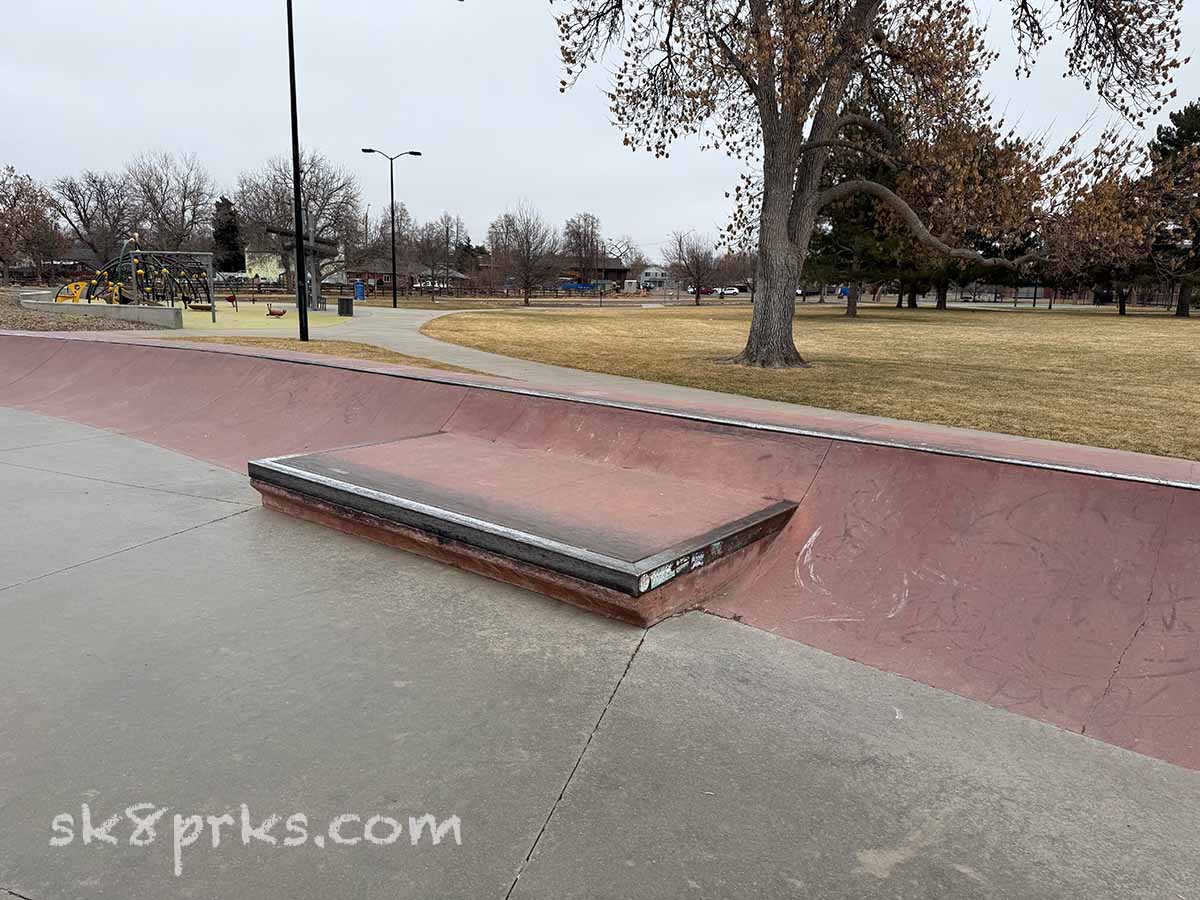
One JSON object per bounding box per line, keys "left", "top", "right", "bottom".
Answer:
{"left": 0, "top": 432, "right": 113, "bottom": 453}
{"left": 0, "top": 507, "right": 255, "bottom": 598}
{"left": 0, "top": 456, "right": 253, "bottom": 507}
{"left": 503, "top": 628, "right": 650, "bottom": 900}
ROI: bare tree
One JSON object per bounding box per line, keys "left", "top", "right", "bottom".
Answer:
{"left": 126, "top": 151, "right": 216, "bottom": 249}
{"left": 0, "top": 166, "right": 52, "bottom": 282}
{"left": 487, "top": 211, "right": 518, "bottom": 292}
{"left": 719, "top": 248, "right": 756, "bottom": 296}
{"left": 413, "top": 221, "right": 444, "bottom": 298}
{"left": 436, "top": 213, "right": 469, "bottom": 290}
{"left": 378, "top": 200, "right": 415, "bottom": 266}
{"left": 665, "top": 230, "right": 719, "bottom": 305}
{"left": 50, "top": 169, "right": 139, "bottom": 263}
{"left": 236, "top": 149, "right": 362, "bottom": 277}
{"left": 563, "top": 211, "right": 602, "bottom": 282}
{"left": 559, "top": 0, "right": 1185, "bottom": 367}
{"left": 20, "top": 205, "right": 70, "bottom": 283}
{"left": 608, "top": 233, "right": 649, "bottom": 283}
{"left": 509, "top": 203, "right": 561, "bottom": 305}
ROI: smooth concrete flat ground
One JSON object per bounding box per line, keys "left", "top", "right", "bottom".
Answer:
{"left": 1, "top": 408, "right": 1198, "bottom": 899}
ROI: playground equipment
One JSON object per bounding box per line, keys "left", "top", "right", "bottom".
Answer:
{"left": 55, "top": 235, "right": 217, "bottom": 323}
{"left": 53, "top": 281, "right": 89, "bottom": 303}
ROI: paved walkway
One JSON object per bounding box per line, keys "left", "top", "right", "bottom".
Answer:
{"left": 13, "top": 290, "right": 1132, "bottom": 429}
{"left": 1, "top": 407, "right": 1198, "bottom": 899}
{"left": 125, "top": 304, "right": 949, "bottom": 431}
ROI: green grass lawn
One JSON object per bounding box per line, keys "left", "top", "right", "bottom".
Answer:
{"left": 421, "top": 304, "right": 1200, "bottom": 460}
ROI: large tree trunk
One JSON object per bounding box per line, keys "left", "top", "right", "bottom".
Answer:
{"left": 731, "top": 168, "right": 807, "bottom": 367}
{"left": 906, "top": 286, "right": 918, "bottom": 308}
{"left": 695, "top": 286, "right": 702, "bottom": 306}
{"left": 846, "top": 281, "right": 860, "bottom": 318}
{"left": 1118, "top": 288, "right": 1127, "bottom": 316}
{"left": 935, "top": 280, "right": 948, "bottom": 310}
{"left": 1176, "top": 281, "right": 1192, "bottom": 317}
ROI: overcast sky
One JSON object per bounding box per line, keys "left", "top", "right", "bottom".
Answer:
{"left": 3, "top": 0, "right": 1198, "bottom": 260}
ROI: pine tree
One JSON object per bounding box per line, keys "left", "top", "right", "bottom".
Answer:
{"left": 212, "top": 196, "right": 246, "bottom": 272}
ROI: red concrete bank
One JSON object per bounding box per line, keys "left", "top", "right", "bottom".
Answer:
{"left": 2, "top": 331, "right": 1197, "bottom": 770}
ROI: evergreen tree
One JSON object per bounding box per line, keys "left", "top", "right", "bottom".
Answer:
{"left": 1148, "top": 101, "right": 1200, "bottom": 316}
{"left": 212, "top": 196, "right": 246, "bottom": 272}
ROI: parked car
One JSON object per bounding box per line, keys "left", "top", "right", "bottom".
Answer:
{"left": 720, "top": 287, "right": 741, "bottom": 296}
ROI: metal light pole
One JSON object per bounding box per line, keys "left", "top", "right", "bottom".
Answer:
{"left": 285, "top": 0, "right": 309, "bottom": 341}
{"left": 361, "top": 148, "right": 421, "bottom": 308}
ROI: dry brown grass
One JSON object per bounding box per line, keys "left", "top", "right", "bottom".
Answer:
{"left": 358, "top": 296, "right": 524, "bottom": 310}
{"left": 0, "top": 289, "right": 158, "bottom": 332}
{"left": 422, "top": 304, "right": 1200, "bottom": 460}
{"left": 157, "top": 336, "right": 484, "bottom": 375}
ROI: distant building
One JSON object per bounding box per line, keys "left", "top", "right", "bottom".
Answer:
{"left": 344, "top": 259, "right": 469, "bottom": 291}
{"left": 597, "top": 256, "right": 629, "bottom": 284}
{"left": 245, "top": 250, "right": 285, "bottom": 283}
{"left": 640, "top": 266, "right": 671, "bottom": 289}
{"left": 564, "top": 256, "right": 630, "bottom": 285}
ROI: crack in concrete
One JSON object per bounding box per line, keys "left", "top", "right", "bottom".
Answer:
{"left": 1082, "top": 493, "right": 1176, "bottom": 735}
{"left": 2, "top": 887, "right": 37, "bottom": 900}
{"left": 503, "top": 628, "right": 649, "bottom": 900}
{"left": 0, "top": 432, "right": 112, "bottom": 453}
{"left": 0, "top": 507, "right": 255, "bottom": 596}
{"left": 0, "top": 456, "right": 254, "bottom": 507}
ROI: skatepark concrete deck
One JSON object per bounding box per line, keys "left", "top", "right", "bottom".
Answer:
{"left": 1, "top": 407, "right": 1198, "bottom": 899}
{"left": 3, "top": 331, "right": 1199, "bottom": 771}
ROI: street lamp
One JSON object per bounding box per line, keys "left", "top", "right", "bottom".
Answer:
{"left": 285, "top": 0, "right": 309, "bottom": 341}
{"left": 362, "top": 148, "right": 422, "bottom": 309}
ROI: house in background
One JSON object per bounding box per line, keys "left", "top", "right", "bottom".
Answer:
{"left": 245, "top": 249, "right": 285, "bottom": 283}
{"left": 344, "top": 257, "right": 398, "bottom": 291}
{"left": 597, "top": 256, "right": 630, "bottom": 284}
{"left": 640, "top": 266, "right": 671, "bottom": 290}
{"left": 564, "top": 256, "right": 630, "bottom": 286}
{"left": 343, "top": 260, "right": 470, "bottom": 292}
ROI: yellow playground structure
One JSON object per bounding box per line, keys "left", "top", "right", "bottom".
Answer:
{"left": 55, "top": 235, "right": 217, "bottom": 322}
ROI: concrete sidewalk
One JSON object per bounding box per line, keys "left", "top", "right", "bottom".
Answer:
{"left": 130, "top": 303, "right": 1036, "bottom": 432}
{"left": 1, "top": 407, "right": 1198, "bottom": 899}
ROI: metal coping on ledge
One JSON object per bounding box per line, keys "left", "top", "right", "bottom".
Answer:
{"left": 249, "top": 457, "right": 796, "bottom": 597}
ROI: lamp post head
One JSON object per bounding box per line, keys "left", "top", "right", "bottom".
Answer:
{"left": 408, "top": 151, "right": 423, "bottom": 157}
{"left": 361, "top": 147, "right": 376, "bottom": 154}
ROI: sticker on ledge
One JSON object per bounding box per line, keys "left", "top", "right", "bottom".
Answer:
{"left": 690, "top": 551, "right": 705, "bottom": 571}
{"left": 647, "top": 562, "right": 677, "bottom": 590}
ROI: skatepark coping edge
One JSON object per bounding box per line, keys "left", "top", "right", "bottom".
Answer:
{"left": 3, "top": 329, "right": 1197, "bottom": 492}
